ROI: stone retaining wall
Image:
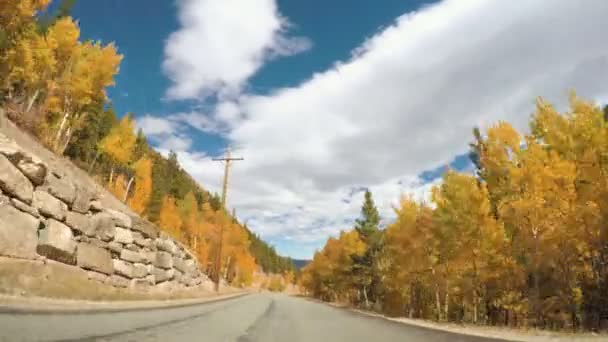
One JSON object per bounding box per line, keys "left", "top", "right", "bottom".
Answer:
{"left": 0, "top": 132, "right": 208, "bottom": 290}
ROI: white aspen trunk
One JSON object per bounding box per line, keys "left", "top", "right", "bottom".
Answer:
{"left": 59, "top": 126, "right": 71, "bottom": 155}
{"left": 25, "top": 89, "right": 40, "bottom": 113}
{"left": 55, "top": 110, "right": 70, "bottom": 150}
{"left": 474, "top": 291, "right": 479, "bottom": 324}
{"left": 88, "top": 151, "right": 100, "bottom": 173}
{"left": 445, "top": 281, "right": 450, "bottom": 321}
{"left": 109, "top": 167, "right": 114, "bottom": 185}
{"left": 223, "top": 255, "right": 231, "bottom": 280}
{"left": 432, "top": 267, "right": 442, "bottom": 321}
{"left": 54, "top": 94, "right": 72, "bottom": 150}
{"left": 363, "top": 285, "right": 369, "bottom": 308}
{"left": 123, "top": 176, "right": 135, "bottom": 202}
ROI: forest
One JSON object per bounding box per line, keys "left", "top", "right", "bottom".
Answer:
{"left": 301, "top": 98, "right": 608, "bottom": 331}
{"left": 0, "top": 0, "right": 295, "bottom": 289}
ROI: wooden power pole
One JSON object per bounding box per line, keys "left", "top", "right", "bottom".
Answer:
{"left": 212, "top": 148, "right": 243, "bottom": 291}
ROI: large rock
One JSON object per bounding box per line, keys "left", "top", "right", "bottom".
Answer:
{"left": 120, "top": 249, "right": 146, "bottom": 263}
{"left": 65, "top": 211, "right": 94, "bottom": 236}
{"left": 106, "top": 209, "right": 132, "bottom": 229}
{"left": 156, "top": 239, "right": 177, "bottom": 255}
{"left": 37, "top": 219, "right": 76, "bottom": 264}
{"left": 89, "top": 200, "right": 103, "bottom": 212}
{"left": 153, "top": 267, "right": 174, "bottom": 283}
{"left": 91, "top": 212, "right": 115, "bottom": 241}
{"left": 181, "top": 259, "right": 198, "bottom": 276}
{"left": 0, "top": 154, "right": 33, "bottom": 203}
{"left": 130, "top": 216, "right": 157, "bottom": 238}
{"left": 173, "top": 269, "right": 183, "bottom": 283}
{"left": 114, "top": 227, "right": 134, "bottom": 244}
{"left": 130, "top": 277, "right": 154, "bottom": 289}
{"left": 76, "top": 243, "right": 113, "bottom": 275}
{"left": 0, "top": 134, "right": 47, "bottom": 186}
{"left": 112, "top": 259, "right": 134, "bottom": 278}
{"left": 0, "top": 133, "right": 22, "bottom": 157}
{"left": 42, "top": 173, "right": 75, "bottom": 206}
{"left": 87, "top": 271, "right": 109, "bottom": 283}
{"left": 154, "top": 251, "right": 173, "bottom": 269}
{"left": 143, "top": 251, "right": 156, "bottom": 265}
{"left": 173, "top": 257, "right": 188, "bottom": 274}
{"left": 16, "top": 157, "right": 47, "bottom": 186}
{"left": 71, "top": 186, "right": 92, "bottom": 214}
{"left": 11, "top": 198, "right": 40, "bottom": 217}
{"left": 132, "top": 231, "right": 152, "bottom": 248}
{"left": 133, "top": 263, "right": 148, "bottom": 278}
{"left": 0, "top": 203, "right": 39, "bottom": 259}
{"left": 107, "top": 275, "right": 129, "bottom": 288}
{"left": 89, "top": 238, "right": 109, "bottom": 250}
{"left": 33, "top": 190, "right": 67, "bottom": 221}
{"left": 107, "top": 241, "right": 122, "bottom": 255}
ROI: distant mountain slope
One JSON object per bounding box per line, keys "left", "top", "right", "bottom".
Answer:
{"left": 244, "top": 227, "right": 296, "bottom": 274}
{"left": 291, "top": 259, "right": 310, "bottom": 269}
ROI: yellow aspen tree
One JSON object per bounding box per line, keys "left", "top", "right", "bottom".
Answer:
{"left": 98, "top": 115, "right": 136, "bottom": 183}
{"left": 107, "top": 173, "right": 127, "bottom": 200}
{"left": 126, "top": 157, "right": 153, "bottom": 215}
{"left": 432, "top": 171, "right": 510, "bottom": 323}
{"left": 159, "top": 195, "right": 183, "bottom": 241}
{"left": 41, "top": 18, "right": 122, "bottom": 152}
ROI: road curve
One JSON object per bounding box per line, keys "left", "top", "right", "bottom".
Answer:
{"left": 0, "top": 293, "right": 511, "bottom": 342}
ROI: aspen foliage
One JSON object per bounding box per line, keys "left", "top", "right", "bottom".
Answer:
{"left": 302, "top": 96, "right": 608, "bottom": 330}
{"left": 159, "top": 195, "right": 183, "bottom": 241}
{"left": 107, "top": 174, "right": 127, "bottom": 200}
{"left": 127, "top": 157, "right": 153, "bottom": 215}
{"left": 98, "top": 115, "right": 136, "bottom": 165}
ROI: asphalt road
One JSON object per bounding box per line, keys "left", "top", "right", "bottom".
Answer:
{"left": 0, "top": 293, "right": 511, "bottom": 342}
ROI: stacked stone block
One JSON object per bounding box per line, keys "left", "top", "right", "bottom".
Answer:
{"left": 0, "top": 133, "right": 207, "bottom": 290}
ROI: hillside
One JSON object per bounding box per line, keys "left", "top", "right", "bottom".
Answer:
{"left": 291, "top": 259, "right": 310, "bottom": 269}
{"left": 0, "top": 2, "right": 294, "bottom": 289}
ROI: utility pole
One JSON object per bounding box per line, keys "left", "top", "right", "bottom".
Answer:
{"left": 212, "top": 148, "right": 243, "bottom": 291}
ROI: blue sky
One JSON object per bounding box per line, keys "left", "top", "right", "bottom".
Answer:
{"left": 68, "top": 0, "right": 608, "bottom": 259}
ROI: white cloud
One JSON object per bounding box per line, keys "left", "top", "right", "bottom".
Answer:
{"left": 137, "top": 115, "right": 192, "bottom": 151}
{"left": 137, "top": 115, "right": 177, "bottom": 136}
{"left": 163, "top": 0, "right": 311, "bottom": 100}
{"left": 162, "top": 0, "right": 608, "bottom": 258}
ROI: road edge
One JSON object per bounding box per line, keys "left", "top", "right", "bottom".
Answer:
{"left": 0, "top": 291, "right": 250, "bottom": 314}
{"left": 297, "top": 296, "right": 607, "bottom": 342}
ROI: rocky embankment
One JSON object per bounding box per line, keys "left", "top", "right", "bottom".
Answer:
{"left": 0, "top": 126, "right": 209, "bottom": 293}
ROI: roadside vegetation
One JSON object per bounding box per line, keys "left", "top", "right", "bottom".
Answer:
{"left": 0, "top": 0, "right": 296, "bottom": 289}
{"left": 301, "top": 97, "right": 608, "bottom": 332}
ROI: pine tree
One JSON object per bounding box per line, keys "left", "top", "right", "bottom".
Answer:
{"left": 352, "top": 189, "right": 382, "bottom": 308}
{"left": 354, "top": 190, "right": 380, "bottom": 240}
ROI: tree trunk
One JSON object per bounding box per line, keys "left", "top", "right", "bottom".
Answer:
{"left": 88, "top": 151, "right": 100, "bottom": 173}
{"left": 123, "top": 175, "right": 135, "bottom": 202}
{"left": 432, "top": 267, "right": 441, "bottom": 321}
{"left": 445, "top": 282, "right": 450, "bottom": 322}
{"left": 109, "top": 167, "right": 114, "bottom": 185}
{"left": 55, "top": 108, "right": 70, "bottom": 151}
{"left": 59, "top": 126, "right": 71, "bottom": 155}
{"left": 473, "top": 291, "right": 479, "bottom": 324}
{"left": 25, "top": 89, "right": 39, "bottom": 114}
{"left": 363, "top": 285, "right": 369, "bottom": 308}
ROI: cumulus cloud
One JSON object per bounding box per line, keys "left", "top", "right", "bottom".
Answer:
{"left": 162, "top": 0, "right": 608, "bottom": 258}
{"left": 163, "top": 0, "right": 311, "bottom": 100}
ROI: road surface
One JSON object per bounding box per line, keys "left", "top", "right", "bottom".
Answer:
{"left": 0, "top": 293, "right": 510, "bottom": 341}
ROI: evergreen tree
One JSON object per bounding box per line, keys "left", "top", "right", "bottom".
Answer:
{"left": 352, "top": 190, "right": 382, "bottom": 308}
{"left": 354, "top": 190, "right": 380, "bottom": 240}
